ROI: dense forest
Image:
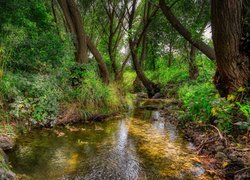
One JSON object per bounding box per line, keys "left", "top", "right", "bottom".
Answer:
{"left": 0, "top": 0, "right": 249, "bottom": 179}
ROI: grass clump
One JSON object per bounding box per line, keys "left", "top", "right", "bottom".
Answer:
{"left": 69, "top": 64, "right": 125, "bottom": 118}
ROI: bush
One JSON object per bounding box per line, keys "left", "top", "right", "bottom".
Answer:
{"left": 178, "top": 81, "right": 250, "bottom": 132}
{"left": 178, "top": 82, "right": 215, "bottom": 123}
{"left": 0, "top": 73, "right": 62, "bottom": 126}
{"left": 69, "top": 63, "right": 123, "bottom": 117}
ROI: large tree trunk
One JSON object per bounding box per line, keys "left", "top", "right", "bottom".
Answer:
{"left": 159, "top": 0, "right": 216, "bottom": 61}
{"left": 58, "top": 0, "right": 88, "bottom": 64}
{"left": 128, "top": 0, "right": 159, "bottom": 97}
{"left": 58, "top": 0, "right": 109, "bottom": 84}
{"left": 86, "top": 36, "right": 110, "bottom": 84}
{"left": 211, "top": 0, "right": 250, "bottom": 97}
{"left": 129, "top": 41, "right": 159, "bottom": 97}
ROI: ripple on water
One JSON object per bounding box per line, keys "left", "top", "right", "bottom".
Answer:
{"left": 7, "top": 99, "right": 211, "bottom": 179}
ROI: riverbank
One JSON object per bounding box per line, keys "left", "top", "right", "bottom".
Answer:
{"left": 1, "top": 91, "right": 249, "bottom": 179}
{"left": 0, "top": 135, "right": 16, "bottom": 179}
{"left": 0, "top": 90, "right": 131, "bottom": 178}
{"left": 159, "top": 94, "right": 250, "bottom": 179}
{"left": 5, "top": 97, "right": 213, "bottom": 179}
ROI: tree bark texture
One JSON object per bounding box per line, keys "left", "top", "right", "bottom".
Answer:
{"left": 212, "top": 0, "right": 250, "bottom": 97}
{"left": 128, "top": 0, "right": 159, "bottom": 97}
{"left": 58, "top": 0, "right": 88, "bottom": 64}
{"left": 86, "top": 36, "right": 110, "bottom": 84}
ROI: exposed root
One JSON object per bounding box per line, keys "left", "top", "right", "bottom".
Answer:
{"left": 201, "top": 124, "right": 228, "bottom": 146}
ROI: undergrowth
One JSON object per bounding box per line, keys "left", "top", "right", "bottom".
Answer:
{"left": 146, "top": 55, "right": 250, "bottom": 134}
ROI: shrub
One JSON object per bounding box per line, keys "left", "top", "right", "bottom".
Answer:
{"left": 0, "top": 73, "right": 62, "bottom": 126}
{"left": 178, "top": 82, "right": 215, "bottom": 123}
{"left": 70, "top": 63, "right": 123, "bottom": 117}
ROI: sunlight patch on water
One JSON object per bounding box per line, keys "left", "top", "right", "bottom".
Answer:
{"left": 127, "top": 113, "right": 205, "bottom": 178}
{"left": 7, "top": 99, "right": 211, "bottom": 179}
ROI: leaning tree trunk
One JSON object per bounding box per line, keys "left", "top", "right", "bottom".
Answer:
{"left": 211, "top": 0, "right": 250, "bottom": 97}
{"left": 58, "top": 0, "right": 110, "bottom": 84}
{"left": 159, "top": 0, "right": 216, "bottom": 61}
{"left": 58, "top": 0, "right": 88, "bottom": 64}
{"left": 129, "top": 41, "right": 159, "bottom": 97}
{"left": 86, "top": 36, "right": 110, "bottom": 84}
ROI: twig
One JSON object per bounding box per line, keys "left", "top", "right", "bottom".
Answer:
{"left": 201, "top": 124, "right": 224, "bottom": 140}
{"left": 235, "top": 167, "right": 250, "bottom": 174}
{"left": 196, "top": 138, "right": 217, "bottom": 154}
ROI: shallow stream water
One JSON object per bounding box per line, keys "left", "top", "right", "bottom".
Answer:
{"left": 8, "top": 98, "right": 210, "bottom": 179}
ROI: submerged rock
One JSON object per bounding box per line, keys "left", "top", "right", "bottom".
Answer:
{"left": 138, "top": 105, "right": 160, "bottom": 110}
{"left": 0, "top": 136, "right": 14, "bottom": 150}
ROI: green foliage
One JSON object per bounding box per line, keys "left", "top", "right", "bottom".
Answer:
{"left": 178, "top": 82, "right": 215, "bottom": 123}
{"left": 176, "top": 57, "right": 249, "bottom": 133}
{"left": 178, "top": 81, "right": 250, "bottom": 132}
{"left": 69, "top": 63, "right": 123, "bottom": 117}
{"left": 122, "top": 71, "right": 136, "bottom": 92}
{"left": 146, "top": 57, "right": 189, "bottom": 84}
{"left": 0, "top": 73, "right": 62, "bottom": 126}
{"left": 235, "top": 102, "right": 250, "bottom": 130}
{"left": 211, "top": 96, "right": 235, "bottom": 132}
{"left": 0, "top": 0, "right": 68, "bottom": 73}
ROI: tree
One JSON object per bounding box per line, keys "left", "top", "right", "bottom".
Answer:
{"left": 127, "top": 0, "right": 160, "bottom": 97}
{"left": 102, "top": 0, "right": 127, "bottom": 80}
{"left": 57, "top": 0, "right": 110, "bottom": 84}
{"left": 211, "top": 0, "right": 250, "bottom": 97}
{"left": 57, "top": 0, "right": 88, "bottom": 64}
{"left": 159, "top": 0, "right": 216, "bottom": 61}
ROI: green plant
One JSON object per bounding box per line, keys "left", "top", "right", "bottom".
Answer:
{"left": 235, "top": 102, "right": 250, "bottom": 130}
{"left": 178, "top": 82, "right": 215, "bottom": 122}
{"left": 211, "top": 97, "right": 235, "bottom": 132}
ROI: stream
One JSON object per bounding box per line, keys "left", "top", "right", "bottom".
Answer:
{"left": 7, "top": 98, "right": 211, "bottom": 179}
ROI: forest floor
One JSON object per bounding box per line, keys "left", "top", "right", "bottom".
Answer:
{"left": 159, "top": 85, "right": 250, "bottom": 180}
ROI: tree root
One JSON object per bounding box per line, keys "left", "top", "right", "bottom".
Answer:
{"left": 201, "top": 124, "right": 228, "bottom": 146}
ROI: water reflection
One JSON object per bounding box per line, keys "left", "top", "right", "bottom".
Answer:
{"left": 8, "top": 99, "right": 210, "bottom": 179}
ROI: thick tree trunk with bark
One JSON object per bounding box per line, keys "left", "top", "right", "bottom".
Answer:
{"left": 57, "top": 0, "right": 88, "bottom": 64}
{"left": 58, "top": 0, "right": 109, "bottom": 84}
{"left": 128, "top": 0, "right": 160, "bottom": 97}
{"left": 212, "top": 0, "right": 250, "bottom": 97}
{"left": 159, "top": 0, "right": 216, "bottom": 61}
{"left": 86, "top": 36, "right": 110, "bottom": 84}
{"left": 129, "top": 41, "right": 159, "bottom": 97}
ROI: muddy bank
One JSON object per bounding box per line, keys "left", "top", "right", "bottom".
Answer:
{"left": 159, "top": 99, "right": 250, "bottom": 179}
{"left": 55, "top": 102, "right": 126, "bottom": 126}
